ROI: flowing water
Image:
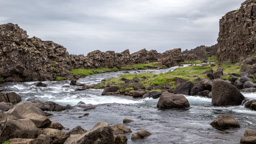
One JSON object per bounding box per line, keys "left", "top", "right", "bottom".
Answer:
{"left": 1, "top": 65, "right": 256, "bottom": 144}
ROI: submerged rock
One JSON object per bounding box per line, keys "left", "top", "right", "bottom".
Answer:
{"left": 157, "top": 91, "right": 190, "bottom": 109}
{"left": 123, "top": 119, "right": 133, "bottom": 124}
{"left": 131, "top": 130, "right": 151, "bottom": 140}
{"left": 210, "top": 115, "right": 240, "bottom": 130}
{"left": 212, "top": 79, "right": 244, "bottom": 106}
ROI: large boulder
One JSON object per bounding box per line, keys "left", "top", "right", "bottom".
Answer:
{"left": 128, "top": 90, "right": 146, "bottom": 98}
{"left": 131, "top": 130, "right": 151, "bottom": 140}
{"left": 0, "top": 118, "right": 41, "bottom": 143}
{"left": 245, "top": 100, "right": 256, "bottom": 111}
{"left": 7, "top": 103, "right": 51, "bottom": 128}
{"left": 212, "top": 79, "right": 245, "bottom": 106}
{"left": 65, "top": 122, "right": 114, "bottom": 144}
{"left": 174, "top": 81, "right": 194, "bottom": 95}
{"left": 210, "top": 115, "right": 240, "bottom": 130}
{"left": 0, "top": 92, "right": 21, "bottom": 104}
{"left": 157, "top": 91, "right": 190, "bottom": 109}
{"left": 240, "top": 129, "right": 256, "bottom": 144}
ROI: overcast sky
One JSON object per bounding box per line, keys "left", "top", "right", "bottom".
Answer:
{"left": 0, "top": 0, "right": 244, "bottom": 55}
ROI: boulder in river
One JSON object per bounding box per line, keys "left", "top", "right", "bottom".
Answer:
{"left": 64, "top": 122, "right": 114, "bottom": 144}
{"left": 240, "top": 129, "right": 256, "bottom": 144}
{"left": 212, "top": 79, "right": 245, "bottom": 106}
{"left": 123, "top": 119, "right": 133, "bottom": 124}
{"left": 210, "top": 115, "right": 240, "bottom": 130}
{"left": 245, "top": 100, "right": 256, "bottom": 111}
{"left": 0, "top": 92, "right": 21, "bottom": 104}
{"left": 0, "top": 118, "right": 41, "bottom": 142}
{"left": 36, "top": 82, "right": 47, "bottom": 87}
{"left": 102, "top": 86, "right": 120, "bottom": 95}
{"left": 42, "top": 128, "right": 68, "bottom": 144}
{"left": 157, "top": 91, "right": 190, "bottom": 109}
{"left": 7, "top": 103, "right": 51, "bottom": 128}
{"left": 131, "top": 130, "right": 151, "bottom": 140}
{"left": 32, "top": 100, "right": 72, "bottom": 111}
{"left": 110, "top": 124, "right": 132, "bottom": 135}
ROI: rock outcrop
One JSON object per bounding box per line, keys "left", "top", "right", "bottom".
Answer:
{"left": 217, "top": 0, "right": 256, "bottom": 62}
{"left": 182, "top": 45, "right": 217, "bottom": 62}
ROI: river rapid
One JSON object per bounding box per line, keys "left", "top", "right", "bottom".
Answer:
{"left": 1, "top": 65, "right": 256, "bottom": 144}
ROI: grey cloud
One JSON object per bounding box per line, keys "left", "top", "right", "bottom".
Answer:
{"left": 0, "top": 0, "right": 245, "bottom": 55}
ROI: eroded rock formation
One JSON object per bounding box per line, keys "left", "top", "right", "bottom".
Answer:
{"left": 218, "top": 0, "right": 256, "bottom": 62}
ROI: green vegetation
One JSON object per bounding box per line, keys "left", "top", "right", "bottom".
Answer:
{"left": 180, "top": 60, "right": 202, "bottom": 64}
{"left": 208, "top": 55, "right": 217, "bottom": 63}
{"left": 0, "top": 77, "right": 3, "bottom": 83}
{"left": 102, "top": 62, "right": 242, "bottom": 92}
{"left": 125, "top": 87, "right": 134, "bottom": 92}
{"left": 220, "top": 75, "right": 232, "bottom": 81}
{"left": 70, "top": 62, "right": 166, "bottom": 77}
{"left": 102, "top": 65, "right": 213, "bottom": 91}
{"left": 150, "top": 89, "right": 162, "bottom": 92}
{"left": 213, "top": 62, "right": 241, "bottom": 74}
{"left": 2, "top": 141, "right": 10, "bottom": 144}
{"left": 55, "top": 76, "right": 67, "bottom": 81}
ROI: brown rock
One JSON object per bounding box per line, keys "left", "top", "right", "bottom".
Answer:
{"left": 123, "top": 119, "right": 133, "bottom": 124}
{"left": 49, "top": 121, "right": 64, "bottom": 130}
{"left": 110, "top": 124, "right": 132, "bottom": 135}
{"left": 131, "top": 130, "right": 151, "bottom": 140}
{"left": 157, "top": 91, "right": 190, "bottom": 109}
{"left": 210, "top": 115, "right": 240, "bottom": 130}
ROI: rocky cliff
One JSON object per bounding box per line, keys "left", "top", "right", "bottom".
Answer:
{"left": 218, "top": 0, "right": 256, "bottom": 62}
{"left": 0, "top": 23, "right": 216, "bottom": 82}
{"left": 182, "top": 45, "right": 217, "bottom": 62}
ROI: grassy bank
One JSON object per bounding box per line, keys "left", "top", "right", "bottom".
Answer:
{"left": 101, "top": 62, "right": 242, "bottom": 91}
{"left": 69, "top": 62, "right": 166, "bottom": 77}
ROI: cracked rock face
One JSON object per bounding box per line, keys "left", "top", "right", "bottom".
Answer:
{"left": 218, "top": 0, "right": 256, "bottom": 63}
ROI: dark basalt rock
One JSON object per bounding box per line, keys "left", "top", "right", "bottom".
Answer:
{"left": 212, "top": 79, "right": 245, "bottom": 106}
{"left": 174, "top": 81, "right": 194, "bottom": 95}
{"left": 217, "top": 0, "right": 256, "bottom": 63}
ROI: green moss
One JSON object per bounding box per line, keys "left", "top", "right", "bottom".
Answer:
{"left": 56, "top": 76, "right": 66, "bottom": 81}
{"left": 125, "top": 87, "right": 134, "bottom": 92}
{"left": 3, "top": 141, "right": 10, "bottom": 144}
{"left": 180, "top": 60, "right": 202, "bottom": 64}
{"left": 220, "top": 75, "right": 232, "bottom": 81}
{"left": 93, "top": 86, "right": 102, "bottom": 89}
{"left": 150, "top": 89, "right": 162, "bottom": 92}
{"left": 208, "top": 55, "right": 217, "bottom": 63}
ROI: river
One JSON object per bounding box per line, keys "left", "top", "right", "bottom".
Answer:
{"left": 1, "top": 65, "right": 256, "bottom": 144}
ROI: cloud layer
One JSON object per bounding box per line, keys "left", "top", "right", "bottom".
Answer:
{"left": 0, "top": 0, "right": 244, "bottom": 54}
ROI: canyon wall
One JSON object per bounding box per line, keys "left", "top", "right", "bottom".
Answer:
{"left": 218, "top": 0, "right": 256, "bottom": 62}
